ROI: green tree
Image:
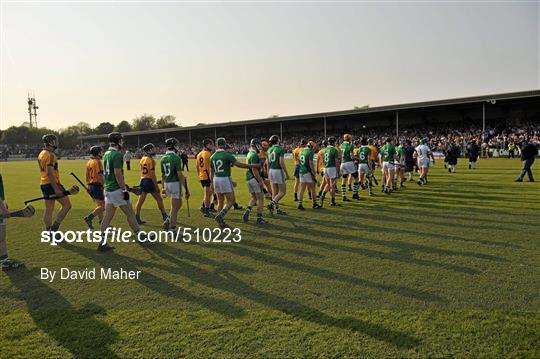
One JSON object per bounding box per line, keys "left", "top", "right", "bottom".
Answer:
{"left": 132, "top": 114, "right": 156, "bottom": 131}
{"left": 94, "top": 122, "right": 115, "bottom": 134}
{"left": 156, "top": 115, "right": 177, "bottom": 129}
{"left": 115, "top": 120, "right": 132, "bottom": 133}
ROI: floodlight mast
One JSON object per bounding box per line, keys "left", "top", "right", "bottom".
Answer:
{"left": 27, "top": 91, "right": 38, "bottom": 128}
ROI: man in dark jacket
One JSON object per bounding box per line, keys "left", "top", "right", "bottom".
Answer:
{"left": 515, "top": 140, "right": 538, "bottom": 182}
{"left": 466, "top": 140, "right": 480, "bottom": 169}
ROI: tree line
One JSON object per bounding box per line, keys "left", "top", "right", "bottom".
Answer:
{"left": 0, "top": 114, "right": 177, "bottom": 148}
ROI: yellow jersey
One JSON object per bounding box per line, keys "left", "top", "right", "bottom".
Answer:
{"left": 38, "top": 149, "right": 59, "bottom": 185}
{"left": 196, "top": 150, "right": 212, "bottom": 180}
{"left": 317, "top": 149, "right": 324, "bottom": 173}
{"left": 292, "top": 146, "right": 303, "bottom": 165}
{"left": 85, "top": 158, "right": 103, "bottom": 185}
{"left": 367, "top": 145, "right": 378, "bottom": 161}
{"left": 140, "top": 156, "right": 155, "bottom": 179}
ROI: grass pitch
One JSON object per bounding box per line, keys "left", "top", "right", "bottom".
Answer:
{"left": 0, "top": 158, "right": 538, "bottom": 357}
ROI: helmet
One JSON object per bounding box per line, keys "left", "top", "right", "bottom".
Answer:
{"left": 367, "top": 138, "right": 374, "bottom": 145}
{"left": 165, "top": 138, "right": 178, "bottom": 149}
{"left": 353, "top": 139, "right": 360, "bottom": 146}
{"left": 344, "top": 133, "right": 352, "bottom": 142}
{"left": 360, "top": 138, "right": 368, "bottom": 146}
{"left": 202, "top": 138, "right": 213, "bottom": 148}
{"left": 90, "top": 145, "right": 103, "bottom": 157}
{"left": 250, "top": 138, "right": 261, "bottom": 147}
{"left": 216, "top": 137, "right": 229, "bottom": 148}
{"left": 307, "top": 140, "right": 317, "bottom": 148}
{"left": 322, "top": 139, "right": 329, "bottom": 147}
{"left": 42, "top": 134, "right": 58, "bottom": 146}
{"left": 327, "top": 136, "right": 336, "bottom": 145}
{"left": 300, "top": 139, "right": 307, "bottom": 146}
{"left": 269, "top": 135, "right": 279, "bottom": 145}
{"left": 108, "top": 132, "right": 123, "bottom": 145}
{"left": 385, "top": 137, "right": 393, "bottom": 143}
{"left": 261, "top": 140, "right": 270, "bottom": 150}
{"left": 142, "top": 143, "right": 155, "bottom": 153}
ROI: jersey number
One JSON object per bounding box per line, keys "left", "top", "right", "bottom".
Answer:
{"left": 213, "top": 159, "right": 224, "bottom": 173}
{"left": 163, "top": 163, "right": 171, "bottom": 176}
{"left": 269, "top": 152, "right": 276, "bottom": 163}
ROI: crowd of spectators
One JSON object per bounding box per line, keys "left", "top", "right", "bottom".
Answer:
{"left": 2, "top": 119, "right": 538, "bottom": 160}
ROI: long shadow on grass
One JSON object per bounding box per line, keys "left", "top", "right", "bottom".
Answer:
{"left": 146, "top": 244, "right": 421, "bottom": 349}
{"left": 62, "top": 243, "right": 245, "bottom": 317}
{"left": 5, "top": 267, "right": 119, "bottom": 358}
{"left": 202, "top": 241, "right": 445, "bottom": 304}
{"left": 253, "top": 228, "right": 478, "bottom": 275}
{"left": 283, "top": 215, "right": 506, "bottom": 263}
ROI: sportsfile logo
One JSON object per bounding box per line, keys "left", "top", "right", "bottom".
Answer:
{"left": 40, "top": 227, "right": 242, "bottom": 246}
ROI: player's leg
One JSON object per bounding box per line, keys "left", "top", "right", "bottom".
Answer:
{"left": 98, "top": 204, "right": 117, "bottom": 251}
{"left": 381, "top": 164, "right": 386, "bottom": 192}
{"left": 340, "top": 173, "right": 349, "bottom": 201}
{"left": 43, "top": 199, "right": 55, "bottom": 229}
{"left": 351, "top": 172, "right": 360, "bottom": 200}
{"left": 168, "top": 197, "right": 182, "bottom": 231}
{"left": 298, "top": 181, "right": 306, "bottom": 210}
{"left": 135, "top": 192, "right": 147, "bottom": 224}
{"left": 216, "top": 191, "right": 235, "bottom": 228}
{"left": 243, "top": 192, "right": 257, "bottom": 222}
{"left": 0, "top": 200, "right": 24, "bottom": 270}
{"left": 52, "top": 195, "right": 72, "bottom": 231}
{"left": 293, "top": 165, "right": 300, "bottom": 201}
{"left": 255, "top": 192, "right": 267, "bottom": 224}
{"left": 150, "top": 191, "right": 168, "bottom": 221}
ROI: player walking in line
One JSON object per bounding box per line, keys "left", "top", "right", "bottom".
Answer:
{"left": 242, "top": 138, "right": 269, "bottom": 225}
{"left": 83, "top": 146, "right": 105, "bottom": 229}
{"left": 339, "top": 134, "right": 359, "bottom": 201}
{"left": 297, "top": 141, "right": 322, "bottom": 210}
{"left": 267, "top": 135, "right": 290, "bottom": 215}
{"left": 292, "top": 139, "right": 306, "bottom": 202}
{"left": 196, "top": 139, "right": 217, "bottom": 217}
{"left": 515, "top": 139, "right": 538, "bottom": 182}
{"left": 367, "top": 138, "right": 379, "bottom": 188}
{"left": 379, "top": 138, "right": 397, "bottom": 194}
{"left": 160, "top": 138, "right": 189, "bottom": 232}
{"left": 316, "top": 139, "right": 327, "bottom": 198}
{"left": 259, "top": 140, "right": 272, "bottom": 200}
{"left": 404, "top": 139, "right": 416, "bottom": 182}
{"left": 0, "top": 173, "right": 25, "bottom": 271}
{"left": 467, "top": 139, "right": 480, "bottom": 169}
{"left": 321, "top": 136, "right": 341, "bottom": 206}
{"left": 414, "top": 138, "right": 435, "bottom": 186}
{"left": 445, "top": 141, "right": 460, "bottom": 173}
{"left": 395, "top": 140, "right": 407, "bottom": 189}
{"left": 38, "top": 134, "right": 72, "bottom": 232}
{"left": 210, "top": 137, "right": 259, "bottom": 228}
{"left": 357, "top": 138, "right": 373, "bottom": 197}
{"left": 99, "top": 132, "right": 148, "bottom": 252}
{"left": 134, "top": 143, "right": 168, "bottom": 225}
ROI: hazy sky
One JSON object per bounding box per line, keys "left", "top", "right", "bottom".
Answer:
{"left": 1, "top": 1, "right": 538, "bottom": 130}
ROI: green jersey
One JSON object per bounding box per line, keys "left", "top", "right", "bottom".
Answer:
{"left": 0, "top": 174, "right": 4, "bottom": 200}
{"left": 380, "top": 144, "right": 396, "bottom": 162}
{"left": 298, "top": 147, "right": 314, "bottom": 174}
{"left": 210, "top": 150, "right": 236, "bottom": 177}
{"left": 103, "top": 148, "right": 123, "bottom": 192}
{"left": 396, "top": 145, "right": 405, "bottom": 161}
{"left": 160, "top": 151, "right": 183, "bottom": 183}
{"left": 245, "top": 150, "right": 261, "bottom": 181}
{"left": 357, "top": 146, "right": 371, "bottom": 164}
{"left": 267, "top": 145, "right": 285, "bottom": 170}
{"left": 322, "top": 146, "right": 339, "bottom": 168}
{"left": 340, "top": 141, "right": 354, "bottom": 162}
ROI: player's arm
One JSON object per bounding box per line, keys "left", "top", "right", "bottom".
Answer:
{"left": 114, "top": 168, "right": 126, "bottom": 190}
{"left": 279, "top": 155, "right": 290, "bottom": 179}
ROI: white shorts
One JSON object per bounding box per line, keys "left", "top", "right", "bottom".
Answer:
{"left": 269, "top": 169, "right": 286, "bottom": 184}
{"left": 418, "top": 158, "right": 430, "bottom": 169}
{"left": 300, "top": 172, "right": 314, "bottom": 184}
{"left": 105, "top": 189, "right": 131, "bottom": 207}
{"left": 340, "top": 161, "right": 357, "bottom": 175}
{"left": 213, "top": 176, "right": 234, "bottom": 194}
{"left": 382, "top": 162, "right": 394, "bottom": 171}
{"left": 165, "top": 181, "right": 182, "bottom": 199}
{"left": 358, "top": 163, "right": 370, "bottom": 174}
{"left": 247, "top": 178, "right": 262, "bottom": 193}
{"left": 323, "top": 167, "right": 337, "bottom": 179}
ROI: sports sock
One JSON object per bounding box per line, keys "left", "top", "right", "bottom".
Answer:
{"left": 341, "top": 185, "right": 346, "bottom": 197}
{"left": 353, "top": 182, "right": 359, "bottom": 194}
{"left": 219, "top": 207, "right": 229, "bottom": 217}
{"left": 247, "top": 206, "right": 252, "bottom": 212}
{"left": 51, "top": 221, "right": 61, "bottom": 231}
{"left": 0, "top": 254, "right": 8, "bottom": 262}
{"left": 87, "top": 213, "right": 95, "bottom": 221}
{"left": 298, "top": 200, "right": 302, "bottom": 206}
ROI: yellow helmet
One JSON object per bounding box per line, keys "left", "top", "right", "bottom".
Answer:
{"left": 344, "top": 133, "right": 352, "bottom": 142}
